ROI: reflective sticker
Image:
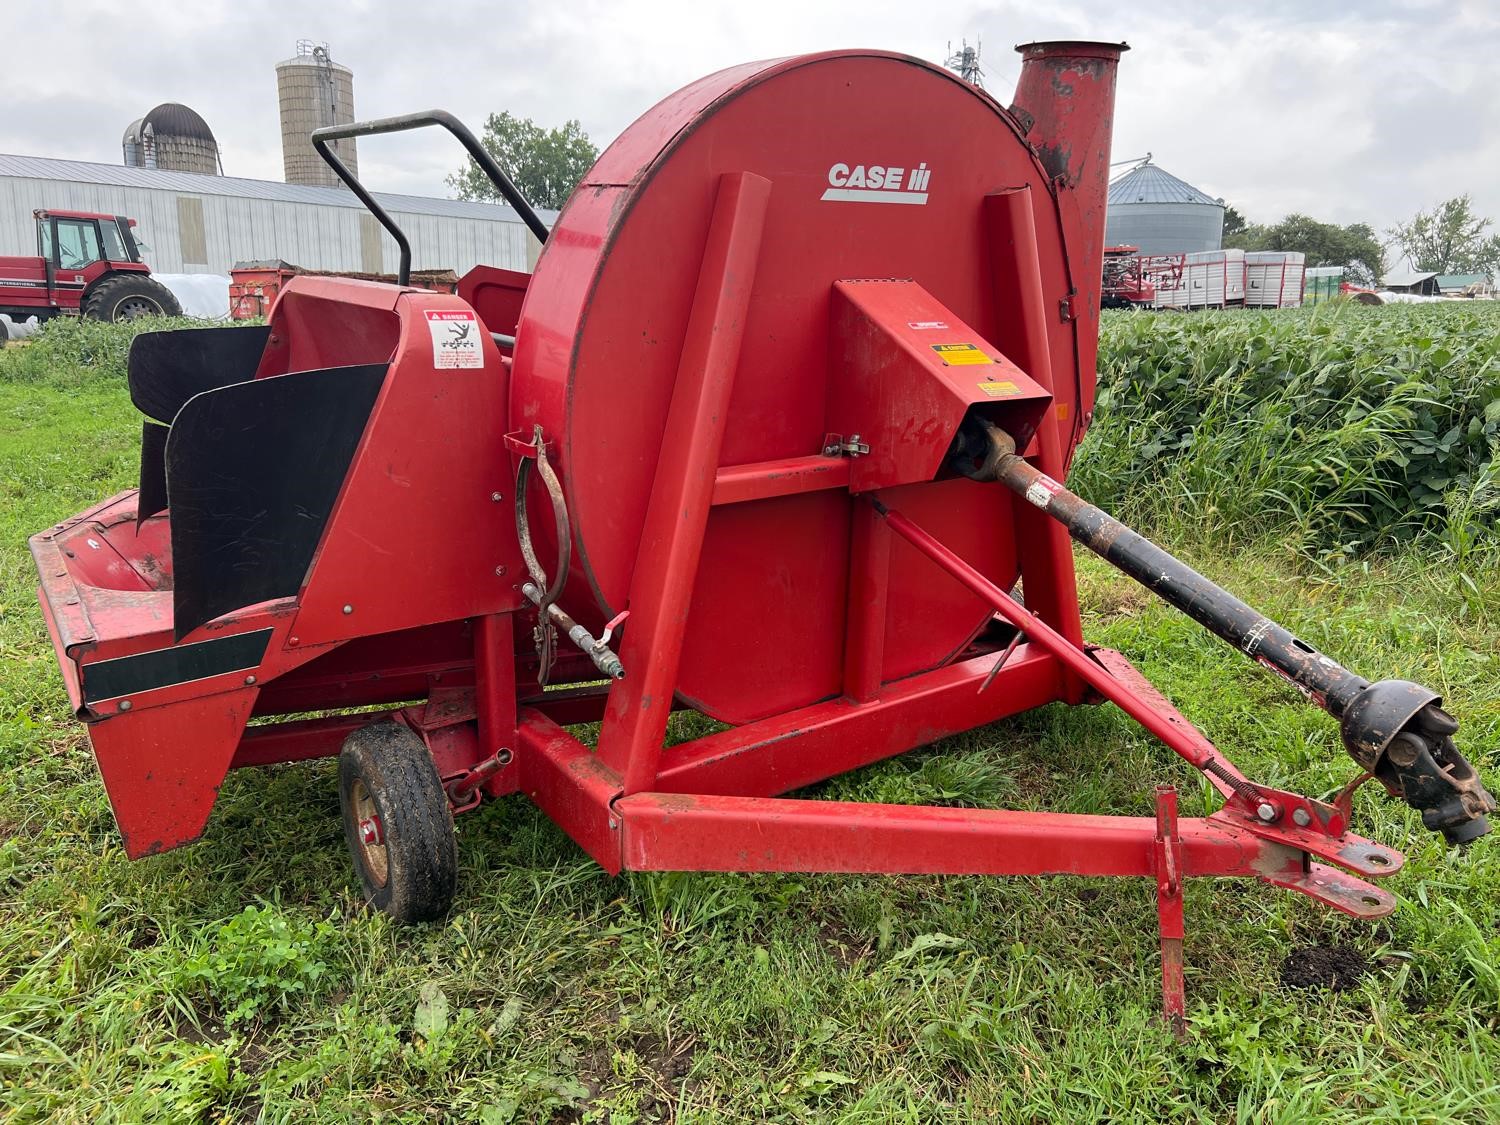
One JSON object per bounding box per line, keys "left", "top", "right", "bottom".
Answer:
{"left": 930, "top": 343, "right": 993, "bottom": 366}
{"left": 978, "top": 380, "right": 1020, "bottom": 397}
{"left": 424, "top": 309, "right": 484, "bottom": 369}
{"left": 907, "top": 320, "right": 949, "bottom": 330}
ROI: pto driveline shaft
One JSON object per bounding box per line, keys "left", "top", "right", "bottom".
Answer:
{"left": 957, "top": 420, "right": 1493, "bottom": 843}
{"left": 983, "top": 431, "right": 1365, "bottom": 714}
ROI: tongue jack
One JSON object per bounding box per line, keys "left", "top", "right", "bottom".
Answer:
{"left": 954, "top": 418, "right": 1495, "bottom": 845}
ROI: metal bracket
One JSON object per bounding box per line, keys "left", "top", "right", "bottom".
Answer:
{"left": 822, "top": 432, "right": 870, "bottom": 458}
{"left": 504, "top": 429, "right": 552, "bottom": 458}
{"left": 443, "top": 747, "right": 513, "bottom": 814}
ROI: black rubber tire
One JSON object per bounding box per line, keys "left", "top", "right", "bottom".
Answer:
{"left": 81, "top": 274, "right": 183, "bottom": 321}
{"left": 338, "top": 723, "right": 457, "bottom": 924}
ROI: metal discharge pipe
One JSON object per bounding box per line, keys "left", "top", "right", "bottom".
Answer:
{"left": 955, "top": 420, "right": 1494, "bottom": 844}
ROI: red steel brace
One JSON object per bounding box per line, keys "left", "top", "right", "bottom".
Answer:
{"left": 1155, "top": 786, "right": 1187, "bottom": 1038}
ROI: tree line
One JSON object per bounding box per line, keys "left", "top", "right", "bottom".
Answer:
{"left": 1225, "top": 195, "right": 1500, "bottom": 285}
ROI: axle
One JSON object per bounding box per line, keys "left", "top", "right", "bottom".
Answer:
{"left": 954, "top": 419, "right": 1494, "bottom": 844}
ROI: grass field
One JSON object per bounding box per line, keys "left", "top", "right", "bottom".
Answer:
{"left": 0, "top": 308, "right": 1497, "bottom": 1121}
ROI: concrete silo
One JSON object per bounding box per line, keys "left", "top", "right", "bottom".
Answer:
{"left": 1104, "top": 160, "right": 1223, "bottom": 255}
{"left": 276, "top": 41, "right": 357, "bottom": 188}
{"left": 122, "top": 104, "right": 222, "bottom": 175}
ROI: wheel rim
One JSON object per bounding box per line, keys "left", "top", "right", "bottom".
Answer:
{"left": 116, "top": 296, "right": 162, "bottom": 320}
{"left": 351, "top": 778, "right": 390, "bottom": 887}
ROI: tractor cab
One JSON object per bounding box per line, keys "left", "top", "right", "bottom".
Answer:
{"left": 38, "top": 210, "right": 145, "bottom": 271}
{"left": 33, "top": 210, "right": 154, "bottom": 313}
{"left": 0, "top": 210, "right": 179, "bottom": 330}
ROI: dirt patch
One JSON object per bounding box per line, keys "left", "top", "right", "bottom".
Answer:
{"left": 236, "top": 1034, "right": 271, "bottom": 1078}
{"left": 126, "top": 919, "right": 161, "bottom": 950}
{"left": 818, "top": 918, "right": 871, "bottom": 969}
{"left": 633, "top": 1032, "right": 694, "bottom": 1083}
{"left": 1086, "top": 583, "right": 1151, "bottom": 621}
{"left": 1280, "top": 944, "right": 1369, "bottom": 991}
{"left": 624, "top": 1032, "right": 697, "bottom": 1121}
{"left": 172, "top": 1012, "right": 226, "bottom": 1046}
{"left": 556, "top": 1032, "right": 696, "bottom": 1123}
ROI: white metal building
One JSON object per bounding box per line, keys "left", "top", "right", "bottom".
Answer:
{"left": 0, "top": 154, "right": 551, "bottom": 277}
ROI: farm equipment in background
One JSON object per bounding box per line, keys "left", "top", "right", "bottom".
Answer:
{"left": 228, "top": 260, "right": 461, "bottom": 320}
{"left": 28, "top": 44, "right": 1493, "bottom": 1033}
{"left": 1103, "top": 245, "right": 1310, "bottom": 311}
{"left": 1101, "top": 244, "right": 1183, "bottom": 308}
{"left": 0, "top": 209, "right": 181, "bottom": 335}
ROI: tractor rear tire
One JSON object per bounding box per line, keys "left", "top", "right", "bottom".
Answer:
{"left": 338, "top": 722, "right": 457, "bottom": 925}
{"left": 81, "top": 275, "right": 182, "bottom": 322}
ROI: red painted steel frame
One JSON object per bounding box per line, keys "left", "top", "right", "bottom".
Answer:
{"left": 879, "top": 502, "right": 1221, "bottom": 772}
{"left": 596, "top": 171, "right": 773, "bottom": 795}
{"left": 615, "top": 791, "right": 1280, "bottom": 879}
{"left": 1154, "top": 788, "right": 1187, "bottom": 1037}
{"left": 985, "top": 187, "right": 1086, "bottom": 676}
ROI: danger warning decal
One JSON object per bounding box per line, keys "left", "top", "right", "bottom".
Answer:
{"left": 424, "top": 309, "right": 484, "bottom": 369}
{"left": 930, "top": 343, "right": 993, "bottom": 366}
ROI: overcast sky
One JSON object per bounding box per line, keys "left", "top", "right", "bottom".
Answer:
{"left": 4, "top": 0, "right": 1496, "bottom": 237}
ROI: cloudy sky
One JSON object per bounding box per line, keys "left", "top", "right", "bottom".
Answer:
{"left": 4, "top": 0, "right": 1496, "bottom": 235}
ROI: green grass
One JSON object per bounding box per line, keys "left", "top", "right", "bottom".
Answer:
{"left": 0, "top": 312, "right": 1498, "bottom": 1121}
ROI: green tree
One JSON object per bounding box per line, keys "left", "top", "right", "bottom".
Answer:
{"left": 1389, "top": 195, "right": 1500, "bottom": 278}
{"left": 1221, "top": 204, "right": 1249, "bottom": 239}
{"left": 1224, "top": 212, "right": 1384, "bottom": 285}
{"left": 448, "top": 112, "right": 598, "bottom": 211}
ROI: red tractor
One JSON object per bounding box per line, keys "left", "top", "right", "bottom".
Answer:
{"left": 0, "top": 209, "right": 181, "bottom": 338}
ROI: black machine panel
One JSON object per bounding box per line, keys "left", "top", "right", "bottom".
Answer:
{"left": 128, "top": 325, "right": 272, "bottom": 424}
{"left": 167, "top": 363, "right": 388, "bottom": 640}
{"left": 137, "top": 421, "right": 170, "bottom": 526}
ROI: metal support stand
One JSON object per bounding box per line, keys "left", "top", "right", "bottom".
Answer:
{"left": 984, "top": 187, "right": 1086, "bottom": 699}
{"left": 595, "top": 171, "right": 773, "bottom": 794}
{"left": 1154, "top": 786, "right": 1187, "bottom": 1038}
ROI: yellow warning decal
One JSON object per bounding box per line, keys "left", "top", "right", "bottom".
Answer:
{"left": 978, "top": 380, "right": 1021, "bottom": 397}
{"left": 930, "top": 343, "right": 993, "bottom": 366}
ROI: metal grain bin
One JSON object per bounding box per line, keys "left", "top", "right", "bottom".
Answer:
{"left": 1105, "top": 161, "right": 1224, "bottom": 255}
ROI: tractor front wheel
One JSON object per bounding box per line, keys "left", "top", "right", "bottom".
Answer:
{"left": 338, "top": 723, "right": 457, "bottom": 924}
{"left": 81, "top": 275, "right": 183, "bottom": 321}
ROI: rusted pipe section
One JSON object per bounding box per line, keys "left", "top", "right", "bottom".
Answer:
{"left": 955, "top": 419, "right": 1494, "bottom": 844}
{"left": 1011, "top": 41, "right": 1130, "bottom": 186}
{"left": 1010, "top": 40, "right": 1129, "bottom": 320}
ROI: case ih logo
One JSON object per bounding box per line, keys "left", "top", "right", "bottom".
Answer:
{"left": 821, "top": 162, "right": 931, "bottom": 205}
